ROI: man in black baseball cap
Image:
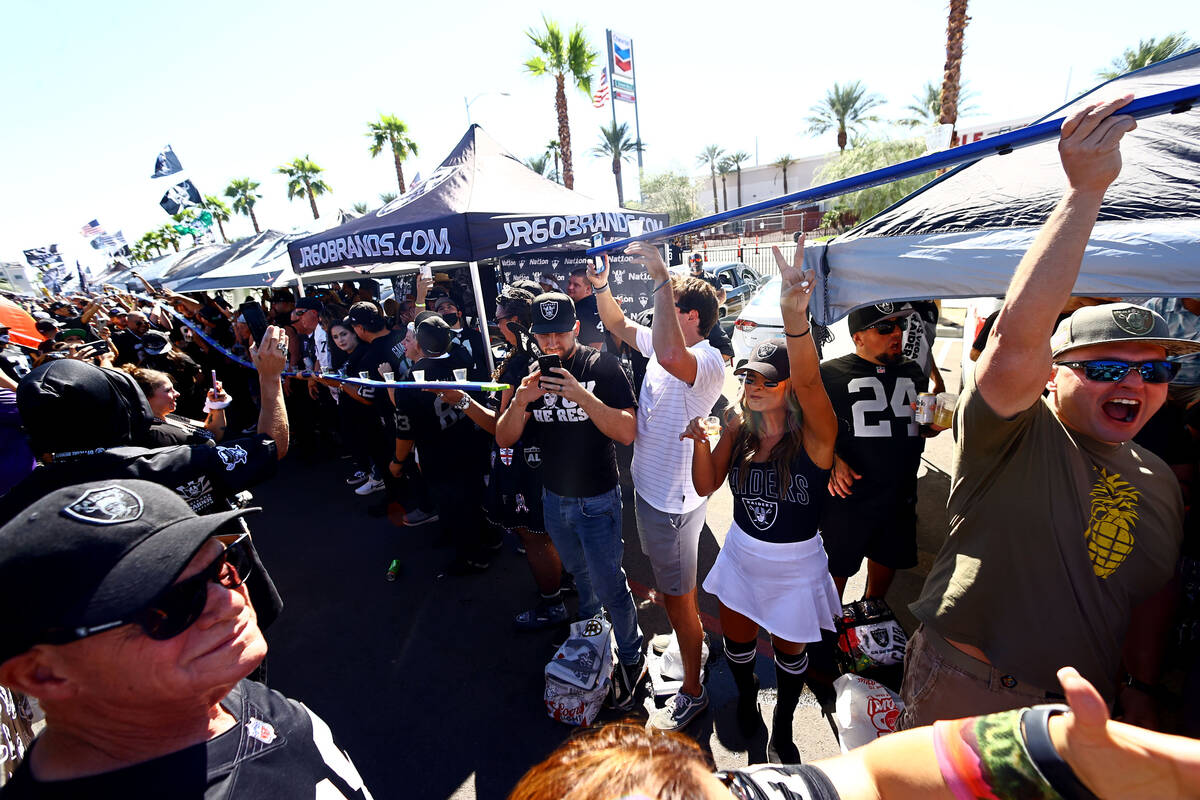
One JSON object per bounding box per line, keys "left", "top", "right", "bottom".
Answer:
{"left": 0, "top": 479, "right": 371, "bottom": 797}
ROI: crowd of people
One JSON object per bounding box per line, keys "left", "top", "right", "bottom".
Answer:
{"left": 0, "top": 97, "right": 1197, "bottom": 798}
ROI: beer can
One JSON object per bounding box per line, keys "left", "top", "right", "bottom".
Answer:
{"left": 385, "top": 559, "right": 401, "bottom": 581}
{"left": 915, "top": 393, "right": 937, "bottom": 424}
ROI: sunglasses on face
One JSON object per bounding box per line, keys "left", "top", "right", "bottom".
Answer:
{"left": 1055, "top": 359, "right": 1180, "bottom": 384}
{"left": 736, "top": 373, "right": 780, "bottom": 389}
{"left": 49, "top": 534, "right": 254, "bottom": 644}
{"left": 865, "top": 319, "right": 908, "bottom": 335}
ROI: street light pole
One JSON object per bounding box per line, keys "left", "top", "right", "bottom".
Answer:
{"left": 464, "top": 91, "right": 511, "bottom": 126}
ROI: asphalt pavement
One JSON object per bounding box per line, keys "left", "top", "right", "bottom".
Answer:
{"left": 249, "top": 330, "right": 965, "bottom": 800}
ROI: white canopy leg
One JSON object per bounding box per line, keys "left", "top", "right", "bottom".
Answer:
{"left": 468, "top": 260, "right": 495, "bottom": 374}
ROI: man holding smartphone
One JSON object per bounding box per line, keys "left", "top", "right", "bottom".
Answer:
{"left": 496, "top": 292, "right": 645, "bottom": 711}
{"left": 588, "top": 242, "right": 725, "bottom": 730}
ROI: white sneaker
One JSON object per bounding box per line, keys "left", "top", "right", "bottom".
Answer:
{"left": 354, "top": 477, "right": 386, "bottom": 496}
{"left": 402, "top": 508, "right": 439, "bottom": 526}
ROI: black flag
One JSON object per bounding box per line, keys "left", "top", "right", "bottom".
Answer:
{"left": 160, "top": 179, "right": 202, "bottom": 215}
{"left": 151, "top": 145, "right": 183, "bottom": 179}
{"left": 22, "top": 245, "right": 63, "bottom": 270}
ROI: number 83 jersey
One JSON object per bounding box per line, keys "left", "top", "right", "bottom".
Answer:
{"left": 819, "top": 354, "right": 928, "bottom": 499}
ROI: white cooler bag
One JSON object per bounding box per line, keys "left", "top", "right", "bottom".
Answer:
{"left": 544, "top": 616, "right": 615, "bottom": 726}
{"left": 831, "top": 673, "right": 905, "bottom": 752}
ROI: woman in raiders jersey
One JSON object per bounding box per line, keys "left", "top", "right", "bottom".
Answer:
{"left": 683, "top": 240, "right": 839, "bottom": 763}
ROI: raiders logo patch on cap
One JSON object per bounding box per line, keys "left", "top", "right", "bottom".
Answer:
{"left": 875, "top": 302, "right": 895, "bottom": 314}
{"left": 539, "top": 300, "right": 559, "bottom": 321}
{"left": 62, "top": 486, "right": 144, "bottom": 525}
{"left": 755, "top": 342, "right": 778, "bottom": 360}
{"left": 1112, "top": 306, "right": 1153, "bottom": 335}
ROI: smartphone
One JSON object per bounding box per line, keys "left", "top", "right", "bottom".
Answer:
{"left": 537, "top": 353, "right": 561, "bottom": 389}
{"left": 239, "top": 301, "right": 269, "bottom": 345}
{"left": 590, "top": 233, "right": 607, "bottom": 275}
{"left": 76, "top": 340, "right": 107, "bottom": 358}
{"left": 420, "top": 263, "right": 432, "bottom": 281}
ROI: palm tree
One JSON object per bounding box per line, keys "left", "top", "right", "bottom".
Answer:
{"left": 545, "top": 140, "right": 562, "bottom": 183}
{"left": 773, "top": 154, "right": 796, "bottom": 193}
{"left": 157, "top": 224, "right": 181, "bottom": 253}
{"left": 351, "top": 202, "right": 369, "bottom": 214}
{"left": 225, "top": 178, "right": 263, "bottom": 234}
{"left": 1097, "top": 32, "right": 1196, "bottom": 79}
{"left": 805, "top": 81, "right": 883, "bottom": 151}
{"left": 276, "top": 156, "right": 331, "bottom": 220}
{"left": 900, "top": 80, "right": 979, "bottom": 127}
{"left": 716, "top": 158, "right": 733, "bottom": 211}
{"left": 524, "top": 16, "right": 598, "bottom": 190}
{"left": 939, "top": 0, "right": 971, "bottom": 143}
{"left": 727, "top": 151, "right": 750, "bottom": 207}
{"left": 366, "top": 114, "right": 419, "bottom": 194}
{"left": 697, "top": 145, "right": 725, "bottom": 213}
{"left": 379, "top": 192, "right": 398, "bottom": 204}
{"left": 592, "top": 122, "right": 643, "bottom": 207}
{"left": 137, "top": 231, "right": 164, "bottom": 258}
{"left": 526, "top": 153, "right": 551, "bottom": 177}
{"left": 202, "top": 195, "right": 232, "bottom": 243}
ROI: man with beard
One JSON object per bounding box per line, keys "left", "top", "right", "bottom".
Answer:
{"left": 820, "top": 304, "right": 931, "bottom": 601}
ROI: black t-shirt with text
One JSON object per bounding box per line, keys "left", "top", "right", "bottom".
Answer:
{"left": 819, "top": 353, "right": 927, "bottom": 504}
{"left": 524, "top": 344, "right": 636, "bottom": 497}
{"left": 573, "top": 295, "right": 606, "bottom": 348}
{"left": 393, "top": 347, "right": 488, "bottom": 480}
{"left": 355, "top": 330, "right": 407, "bottom": 411}
{"left": 730, "top": 452, "right": 829, "bottom": 544}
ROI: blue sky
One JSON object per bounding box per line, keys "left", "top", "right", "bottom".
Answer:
{"left": 0, "top": 0, "right": 1193, "bottom": 270}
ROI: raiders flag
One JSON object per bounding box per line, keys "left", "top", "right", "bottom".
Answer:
{"left": 22, "top": 245, "right": 63, "bottom": 270}
{"left": 151, "top": 144, "right": 184, "bottom": 179}
{"left": 160, "top": 179, "right": 202, "bottom": 215}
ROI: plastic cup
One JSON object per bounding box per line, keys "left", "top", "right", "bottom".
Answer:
{"left": 701, "top": 415, "right": 721, "bottom": 449}
{"left": 934, "top": 393, "right": 957, "bottom": 428}
{"left": 380, "top": 371, "right": 394, "bottom": 383}
{"left": 357, "top": 371, "right": 371, "bottom": 381}
{"left": 453, "top": 368, "right": 467, "bottom": 382}
{"left": 411, "top": 369, "right": 425, "bottom": 383}
{"left": 628, "top": 218, "right": 644, "bottom": 238}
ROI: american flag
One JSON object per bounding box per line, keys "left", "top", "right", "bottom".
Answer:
{"left": 592, "top": 68, "right": 609, "bottom": 109}
{"left": 81, "top": 219, "right": 105, "bottom": 237}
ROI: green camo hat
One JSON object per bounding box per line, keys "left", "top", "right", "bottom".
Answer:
{"left": 1050, "top": 302, "right": 1200, "bottom": 359}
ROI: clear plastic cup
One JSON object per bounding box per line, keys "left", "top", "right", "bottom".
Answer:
{"left": 453, "top": 368, "right": 467, "bottom": 382}
{"left": 701, "top": 416, "right": 721, "bottom": 449}
{"left": 380, "top": 371, "right": 394, "bottom": 383}
{"left": 934, "top": 393, "right": 957, "bottom": 428}
{"left": 411, "top": 369, "right": 425, "bottom": 383}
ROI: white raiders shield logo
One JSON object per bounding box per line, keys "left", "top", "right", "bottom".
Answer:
{"left": 499, "top": 447, "right": 514, "bottom": 466}
{"left": 741, "top": 497, "right": 778, "bottom": 531}
{"left": 1112, "top": 306, "right": 1154, "bottom": 335}
{"left": 63, "top": 486, "right": 144, "bottom": 525}
{"left": 874, "top": 302, "right": 895, "bottom": 314}
{"left": 524, "top": 446, "right": 542, "bottom": 468}
{"left": 540, "top": 301, "right": 559, "bottom": 321}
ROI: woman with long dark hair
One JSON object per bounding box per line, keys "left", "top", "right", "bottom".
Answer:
{"left": 683, "top": 241, "right": 839, "bottom": 762}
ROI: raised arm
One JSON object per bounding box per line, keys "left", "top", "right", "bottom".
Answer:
{"left": 251, "top": 326, "right": 290, "bottom": 460}
{"left": 976, "top": 96, "right": 1136, "bottom": 418}
{"left": 587, "top": 254, "right": 644, "bottom": 349}
{"left": 775, "top": 239, "right": 837, "bottom": 468}
{"left": 635, "top": 242, "right": 700, "bottom": 384}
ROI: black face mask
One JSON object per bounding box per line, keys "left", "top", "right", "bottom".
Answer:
{"left": 441, "top": 312, "right": 460, "bottom": 327}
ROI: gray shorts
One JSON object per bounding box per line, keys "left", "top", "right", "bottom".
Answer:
{"left": 634, "top": 491, "right": 706, "bottom": 595}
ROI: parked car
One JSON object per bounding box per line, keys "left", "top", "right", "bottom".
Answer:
{"left": 673, "top": 261, "right": 768, "bottom": 322}
{"left": 731, "top": 275, "right": 856, "bottom": 366}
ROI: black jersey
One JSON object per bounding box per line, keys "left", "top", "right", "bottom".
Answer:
{"left": 819, "top": 354, "right": 927, "bottom": 502}
{"left": 729, "top": 451, "right": 829, "bottom": 544}
{"left": 393, "top": 345, "right": 488, "bottom": 481}
{"left": 2, "top": 680, "right": 372, "bottom": 799}
{"left": 355, "top": 331, "right": 407, "bottom": 410}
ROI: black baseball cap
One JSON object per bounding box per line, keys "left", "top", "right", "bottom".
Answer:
{"left": 529, "top": 292, "right": 577, "bottom": 335}
{"left": 142, "top": 330, "right": 172, "bottom": 355}
{"left": 847, "top": 303, "right": 914, "bottom": 334}
{"left": 735, "top": 338, "right": 790, "bottom": 382}
{"left": 17, "top": 360, "right": 154, "bottom": 455}
{"left": 345, "top": 301, "right": 384, "bottom": 328}
{"left": 294, "top": 296, "right": 324, "bottom": 313}
{"left": 0, "top": 479, "right": 258, "bottom": 664}
{"left": 415, "top": 315, "right": 453, "bottom": 356}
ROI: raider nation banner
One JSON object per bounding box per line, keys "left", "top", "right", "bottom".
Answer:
{"left": 498, "top": 250, "right": 659, "bottom": 315}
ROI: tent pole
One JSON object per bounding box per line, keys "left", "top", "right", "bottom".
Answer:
{"left": 295, "top": 273, "right": 305, "bottom": 298}
{"left": 468, "top": 260, "right": 495, "bottom": 374}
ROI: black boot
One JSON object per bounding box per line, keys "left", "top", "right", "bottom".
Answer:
{"left": 723, "top": 637, "right": 762, "bottom": 738}
{"left": 767, "top": 650, "right": 808, "bottom": 764}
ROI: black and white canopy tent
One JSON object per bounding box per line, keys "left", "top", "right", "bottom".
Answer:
{"left": 802, "top": 49, "right": 1200, "bottom": 324}
{"left": 287, "top": 125, "right": 667, "bottom": 368}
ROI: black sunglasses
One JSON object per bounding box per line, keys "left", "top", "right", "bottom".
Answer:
{"left": 48, "top": 534, "right": 254, "bottom": 644}
{"left": 1055, "top": 359, "right": 1179, "bottom": 384}
{"left": 866, "top": 319, "right": 908, "bottom": 335}
{"left": 736, "top": 373, "right": 780, "bottom": 388}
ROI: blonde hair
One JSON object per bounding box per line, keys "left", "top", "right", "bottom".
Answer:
{"left": 120, "top": 364, "right": 172, "bottom": 398}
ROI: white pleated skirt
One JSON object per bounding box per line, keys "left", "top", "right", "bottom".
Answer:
{"left": 703, "top": 521, "right": 842, "bottom": 644}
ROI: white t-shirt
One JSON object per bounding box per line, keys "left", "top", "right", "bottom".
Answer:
{"left": 631, "top": 326, "right": 726, "bottom": 513}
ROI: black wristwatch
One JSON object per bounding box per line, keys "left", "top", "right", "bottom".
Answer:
{"left": 1121, "top": 674, "right": 1157, "bottom": 695}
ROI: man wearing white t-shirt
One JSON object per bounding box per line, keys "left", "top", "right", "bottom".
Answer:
{"left": 589, "top": 242, "right": 725, "bottom": 730}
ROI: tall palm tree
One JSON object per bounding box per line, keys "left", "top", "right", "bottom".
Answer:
{"left": 379, "top": 192, "right": 398, "bottom": 204}
{"left": 697, "top": 145, "right": 725, "bottom": 213}
{"left": 716, "top": 158, "right": 733, "bottom": 211}
{"left": 900, "top": 80, "right": 979, "bottom": 127}
{"left": 805, "top": 81, "right": 883, "bottom": 151}
{"left": 939, "top": 0, "right": 971, "bottom": 144}
{"left": 202, "top": 195, "right": 232, "bottom": 242}
{"left": 225, "top": 178, "right": 262, "bottom": 234}
{"left": 1097, "top": 32, "right": 1195, "bottom": 79}
{"left": 727, "top": 151, "right": 750, "bottom": 207}
{"left": 276, "top": 156, "right": 331, "bottom": 220}
{"left": 545, "top": 140, "right": 562, "bottom": 183}
{"left": 524, "top": 16, "right": 598, "bottom": 190}
{"left": 773, "top": 154, "right": 796, "bottom": 193}
{"left": 366, "top": 114, "right": 419, "bottom": 194}
{"left": 592, "top": 121, "right": 643, "bottom": 207}
{"left": 526, "top": 153, "right": 551, "bottom": 177}
{"left": 157, "top": 224, "right": 181, "bottom": 253}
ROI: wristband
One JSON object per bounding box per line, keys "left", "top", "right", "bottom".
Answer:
{"left": 203, "top": 396, "right": 233, "bottom": 412}
{"left": 785, "top": 327, "right": 811, "bottom": 338}
{"left": 1022, "top": 705, "right": 1100, "bottom": 800}
{"left": 414, "top": 302, "right": 426, "bottom": 308}
{"left": 652, "top": 277, "right": 671, "bottom": 295}
{"left": 594, "top": 283, "right": 610, "bottom": 293}
{"left": 932, "top": 709, "right": 1061, "bottom": 800}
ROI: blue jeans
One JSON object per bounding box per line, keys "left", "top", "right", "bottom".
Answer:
{"left": 543, "top": 486, "right": 644, "bottom": 663}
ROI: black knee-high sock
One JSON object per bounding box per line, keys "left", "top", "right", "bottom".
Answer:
{"left": 723, "top": 636, "right": 758, "bottom": 696}
{"left": 773, "top": 650, "right": 808, "bottom": 719}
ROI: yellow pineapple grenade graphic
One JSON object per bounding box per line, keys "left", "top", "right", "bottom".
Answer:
{"left": 1087, "top": 467, "right": 1140, "bottom": 579}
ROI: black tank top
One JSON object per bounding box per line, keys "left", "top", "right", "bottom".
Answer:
{"left": 729, "top": 450, "right": 829, "bottom": 544}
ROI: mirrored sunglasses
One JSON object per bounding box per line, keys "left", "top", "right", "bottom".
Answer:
{"left": 1055, "top": 359, "right": 1179, "bottom": 384}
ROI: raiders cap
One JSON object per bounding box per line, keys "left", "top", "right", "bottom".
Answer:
{"left": 1051, "top": 302, "right": 1200, "bottom": 358}
{"left": 0, "top": 479, "right": 258, "bottom": 663}
{"left": 735, "top": 338, "right": 790, "bottom": 382}
{"left": 415, "top": 314, "right": 453, "bottom": 357}
{"left": 529, "top": 292, "right": 577, "bottom": 335}
{"left": 847, "top": 302, "right": 915, "bottom": 334}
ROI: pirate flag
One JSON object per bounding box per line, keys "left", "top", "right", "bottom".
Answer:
{"left": 151, "top": 145, "right": 183, "bottom": 179}
{"left": 160, "top": 179, "right": 202, "bottom": 215}
{"left": 22, "top": 245, "right": 63, "bottom": 270}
